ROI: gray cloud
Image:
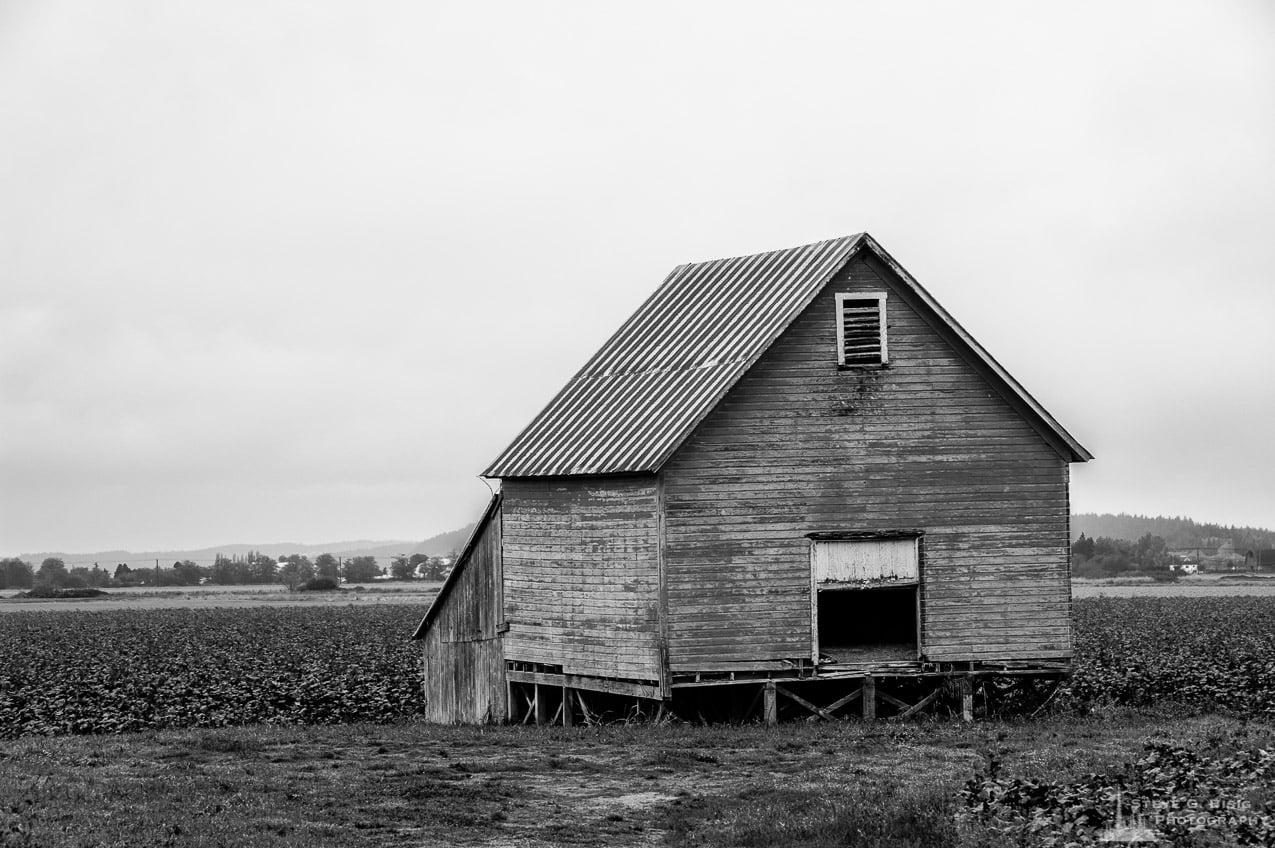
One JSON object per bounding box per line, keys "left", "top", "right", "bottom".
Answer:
{"left": 3, "top": 1, "right": 1272, "bottom": 552}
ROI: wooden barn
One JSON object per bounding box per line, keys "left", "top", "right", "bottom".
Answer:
{"left": 411, "top": 233, "right": 1092, "bottom": 724}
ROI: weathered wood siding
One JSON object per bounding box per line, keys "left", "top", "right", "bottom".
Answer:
{"left": 661, "top": 254, "right": 1072, "bottom": 670}
{"left": 421, "top": 506, "right": 506, "bottom": 723}
{"left": 501, "top": 476, "right": 663, "bottom": 682}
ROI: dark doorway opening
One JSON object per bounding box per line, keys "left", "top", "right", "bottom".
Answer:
{"left": 817, "top": 585, "right": 917, "bottom": 664}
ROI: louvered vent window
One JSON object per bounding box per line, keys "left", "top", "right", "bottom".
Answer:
{"left": 835, "top": 292, "right": 888, "bottom": 366}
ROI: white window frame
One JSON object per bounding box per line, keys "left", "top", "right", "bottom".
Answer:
{"left": 835, "top": 291, "right": 888, "bottom": 367}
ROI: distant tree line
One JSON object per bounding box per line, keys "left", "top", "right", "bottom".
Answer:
{"left": 0, "top": 551, "right": 455, "bottom": 592}
{"left": 1072, "top": 533, "right": 1171, "bottom": 576}
{"left": 1072, "top": 513, "right": 1275, "bottom": 553}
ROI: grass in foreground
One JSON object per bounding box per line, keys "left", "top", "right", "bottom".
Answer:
{"left": 3, "top": 711, "right": 1270, "bottom": 847}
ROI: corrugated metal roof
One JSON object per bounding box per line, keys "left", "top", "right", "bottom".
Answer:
{"left": 483, "top": 232, "right": 1091, "bottom": 479}
{"left": 484, "top": 235, "right": 867, "bottom": 477}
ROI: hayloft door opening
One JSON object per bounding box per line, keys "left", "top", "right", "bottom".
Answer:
{"left": 810, "top": 536, "right": 921, "bottom": 665}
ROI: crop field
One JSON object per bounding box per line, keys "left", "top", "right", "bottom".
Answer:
{"left": 4, "top": 597, "right": 1275, "bottom": 738}
{"left": 2, "top": 597, "right": 1274, "bottom": 846}
{"left": 0, "top": 606, "right": 425, "bottom": 737}
{"left": 1068, "top": 597, "right": 1275, "bottom": 720}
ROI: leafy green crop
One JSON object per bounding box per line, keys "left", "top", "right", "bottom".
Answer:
{"left": 2, "top": 597, "right": 1274, "bottom": 740}
{"left": 0, "top": 606, "right": 424, "bottom": 738}
{"left": 1068, "top": 597, "right": 1275, "bottom": 720}
{"left": 962, "top": 742, "right": 1275, "bottom": 845}
{"left": 958, "top": 597, "right": 1275, "bottom": 846}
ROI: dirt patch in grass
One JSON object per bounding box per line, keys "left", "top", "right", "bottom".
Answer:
{"left": 0, "top": 713, "right": 1268, "bottom": 847}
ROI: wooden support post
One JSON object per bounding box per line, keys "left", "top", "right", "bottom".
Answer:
{"left": 862, "top": 675, "right": 876, "bottom": 721}
{"left": 763, "top": 681, "right": 777, "bottom": 726}
{"left": 562, "top": 685, "right": 574, "bottom": 727}
{"left": 534, "top": 683, "right": 548, "bottom": 726}
{"left": 959, "top": 676, "right": 974, "bottom": 723}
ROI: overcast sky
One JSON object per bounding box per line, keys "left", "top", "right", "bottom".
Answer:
{"left": 2, "top": 1, "right": 1273, "bottom": 555}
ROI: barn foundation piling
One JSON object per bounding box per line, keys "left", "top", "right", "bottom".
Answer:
{"left": 665, "top": 664, "right": 1069, "bottom": 725}
{"left": 496, "top": 661, "right": 1067, "bottom": 726}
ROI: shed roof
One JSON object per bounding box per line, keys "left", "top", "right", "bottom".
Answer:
{"left": 409, "top": 491, "right": 500, "bottom": 641}
{"left": 484, "top": 233, "right": 1090, "bottom": 478}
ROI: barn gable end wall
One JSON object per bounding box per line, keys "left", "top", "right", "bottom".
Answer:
{"left": 659, "top": 254, "right": 1072, "bottom": 671}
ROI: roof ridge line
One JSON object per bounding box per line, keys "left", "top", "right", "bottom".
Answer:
{"left": 679, "top": 233, "right": 865, "bottom": 269}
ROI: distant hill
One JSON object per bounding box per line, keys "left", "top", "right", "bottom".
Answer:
{"left": 1072, "top": 513, "right": 1275, "bottom": 552}
{"left": 414, "top": 524, "right": 475, "bottom": 557}
{"left": 18, "top": 523, "right": 476, "bottom": 569}
{"left": 352, "top": 524, "right": 476, "bottom": 560}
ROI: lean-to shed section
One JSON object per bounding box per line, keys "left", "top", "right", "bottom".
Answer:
{"left": 500, "top": 476, "right": 664, "bottom": 685}
{"left": 413, "top": 495, "right": 505, "bottom": 723}
{"left": 660, "top": 252, "right": 1073, "bottom": 670}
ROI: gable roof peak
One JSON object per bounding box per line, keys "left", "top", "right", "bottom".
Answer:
{"left": 484, "top": 233, "right": 1090, "bottom": 478}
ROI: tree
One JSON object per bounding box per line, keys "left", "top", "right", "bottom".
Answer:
{"left": 1134, "top": 533, "right": 1169, "bottom": 570}
{"left": 277, "top": 559, "right": 302, "bottom": 590}
{"left": 248, "top": 551, "right": 276, "bottom": 584}
{"left": 36, "top": 557, "right": 69, "bottom": 588}
{"left": 421, "top": 556, "right": 448, "bottom": 581}
{"left": 1, "top": 558, "right": 34, "bottom": 590}
{"left": 210, "top": 554, "right": 253, "bottom": 585}
{"left": 277, "top": 555, "right": 314, "bottom": 589}
{"left": 113, "top": 563, "right": 136, "bottom": 586}
{"left": 314, "top": 554, "right": 340, "bottom": 580}
{"left": 172, "top": 560, "right": 203, "bottom": 585}
{"left": 342, "top": 556, "right": 380, "bottom": 583}
{"left": 64, "top": 568, "right": 91, "bottom": 589}
{"left": 389, "top": 555, "right": 415, "bottom": 581}
{"left": 71, "top": 565, "right": 110, "bottom": 588}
